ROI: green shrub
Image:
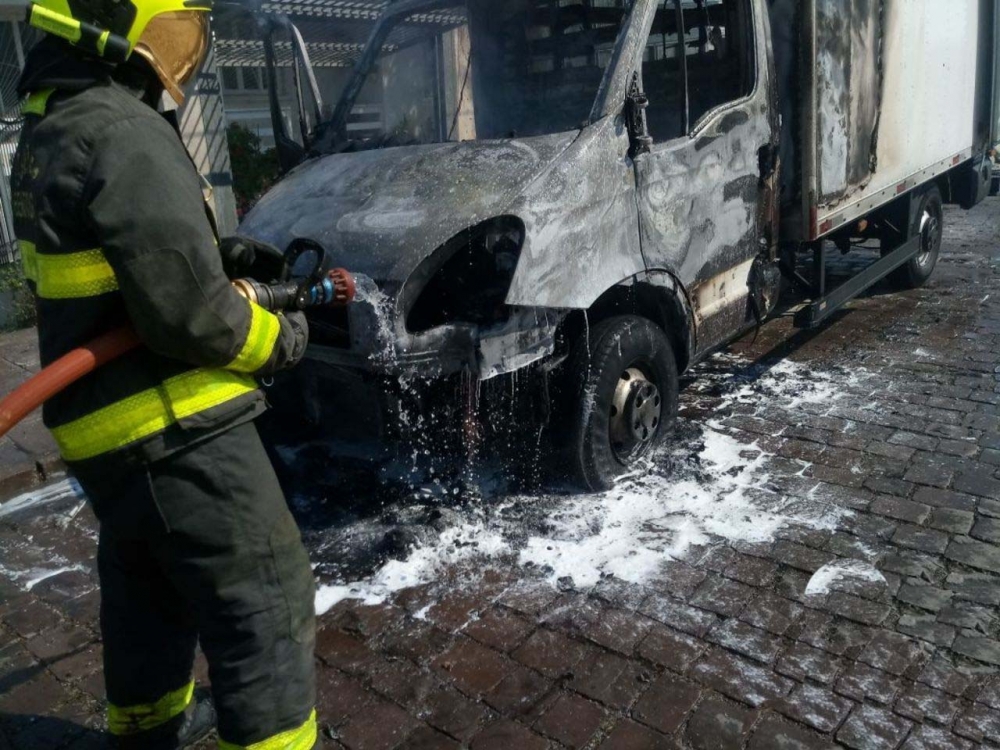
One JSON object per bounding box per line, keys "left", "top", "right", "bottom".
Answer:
{"left": 227, "top": 123, "right": 280, "bottom": 217}
{"left": 0, "top": 262, "right": 36, "bottom": 332}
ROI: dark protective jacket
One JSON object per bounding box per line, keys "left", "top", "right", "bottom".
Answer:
{"left": 12, "top": 39, "right": 303, "bottom": 467}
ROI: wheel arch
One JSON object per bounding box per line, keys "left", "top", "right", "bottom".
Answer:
{"left": 559, "top": 271, "right": 696, "bottom": 375}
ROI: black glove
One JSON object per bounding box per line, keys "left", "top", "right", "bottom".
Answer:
{"left": 219, "top": 236, "right": 288, "bottom": 283}
{"left": 281, "top": 311, "right": 310, "bottom": 371}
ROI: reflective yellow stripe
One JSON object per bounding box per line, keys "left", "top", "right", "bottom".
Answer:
{"left": 219, "top": 710, "right": 317, "bottom": 750}
{"left": 16, "top": 242, "right": 118, "bottom": 299}
{"left": 28, "top": 5, "right": 82, "bottom": 43}
{"left": 107, "top": 681, "right": 194, "bottom": 736}
{"left": 18, "top": 240, "right": 38, "bottom": 284}
{"left": 21, "top": 88, "right": 55, "bottom": 116}
{"left": 51, "top": 368, "right": 258, "bottom": 461}
{"left": 228, "top": 302, "right": 281, "bottom": 373}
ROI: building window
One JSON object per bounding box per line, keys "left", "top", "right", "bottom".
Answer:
{"left": 219, "top": 66, "right": 271, "bottom": 92}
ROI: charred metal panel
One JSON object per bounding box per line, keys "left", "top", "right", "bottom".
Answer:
{"left": 505, "top": 115, "right": 646, "bottom": 309}
{"left": 634, "top": 0, "right": 775, "bottom": 357}
{"left": 815, "top": 0, "right": 882, "bottom": 203}
{"left": 239, "top": 134, "right": 578, "bottom": 288}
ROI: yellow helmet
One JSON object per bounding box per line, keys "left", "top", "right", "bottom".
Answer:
{"left": 28, "top": 0, "right": 212, "bottom": 101}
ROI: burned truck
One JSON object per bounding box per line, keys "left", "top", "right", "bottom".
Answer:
{"left": 240, "top": 0, "right": 997, "bottom": 489}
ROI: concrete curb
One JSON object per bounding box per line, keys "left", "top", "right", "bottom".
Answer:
{"left": 0, "top": 454, "right": 66, "bottom": 500}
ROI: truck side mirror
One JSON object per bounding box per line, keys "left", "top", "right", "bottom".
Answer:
{"left": 625, "top": 72, "right": 653, "bottom": 157}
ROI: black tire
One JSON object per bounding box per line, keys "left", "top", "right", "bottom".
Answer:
{"left": 556, "top": 315, "right": 679, "bottom": 492}
{"left": 887, "top": 185, "right": 943, "bottom": 290}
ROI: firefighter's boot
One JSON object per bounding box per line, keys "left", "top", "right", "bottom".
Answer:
{"left": 113, "top": 691, "right": 215, "bottom": 749}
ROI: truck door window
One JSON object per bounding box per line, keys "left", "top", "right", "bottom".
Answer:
{"left": 642, "top": 0, "right": 754, "bottom": 142}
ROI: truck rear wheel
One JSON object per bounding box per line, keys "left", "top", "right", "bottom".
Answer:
{"left": 557, "top": 315, "right": 678, "bottom": 492}
{"left": 887, "top": 186, "right": 943, "bottom": 290}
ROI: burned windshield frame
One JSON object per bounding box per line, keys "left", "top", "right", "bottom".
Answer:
{"left": 314, "top": 0, "right": 641, "bottom": 154}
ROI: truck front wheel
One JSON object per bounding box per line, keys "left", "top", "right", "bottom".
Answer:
{"left": 887, "top": 186, "right": 944, "bottom": 290}
{"left": 557, "top": 315, "right": 679, "bottom": 492}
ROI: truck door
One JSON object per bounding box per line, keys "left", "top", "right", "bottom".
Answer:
{"left": 633, "top": 0, "right": 777, "bottom": 357}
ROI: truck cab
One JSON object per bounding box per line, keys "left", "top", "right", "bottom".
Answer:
{"left": 240, "top": 0, "right": 992, "bottom": 489}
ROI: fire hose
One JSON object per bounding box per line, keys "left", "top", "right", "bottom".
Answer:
{"left": 0, "top": 264, "right": 356, "bottom": 441}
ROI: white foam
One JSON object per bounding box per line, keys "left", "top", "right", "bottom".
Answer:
{"left": 0, "top": 478, "right": 83, "bottom": 519}
{"left": 313, "top": 358, "right": 854, "bottom": 610}
{"left": 805, "top": 559, "right": 886, "bottom": 597}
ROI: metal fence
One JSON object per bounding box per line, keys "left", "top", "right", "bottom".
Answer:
{"left": 0, "top": 23, "right": 38, "bottom": 266}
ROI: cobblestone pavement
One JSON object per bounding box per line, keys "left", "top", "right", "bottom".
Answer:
{"left": 0, "top": 327, "right": 61, "bottom": 494}
{"left": 2, "top": 198, "right": 1000, "bottom": 749}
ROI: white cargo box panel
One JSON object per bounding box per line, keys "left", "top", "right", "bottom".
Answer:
{"left": 802, "top": 0, "right": 981, "bottom": 239}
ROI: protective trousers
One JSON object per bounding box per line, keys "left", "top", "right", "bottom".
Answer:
{"left": 73, "top": 423, "right": 317, "bottom": 749}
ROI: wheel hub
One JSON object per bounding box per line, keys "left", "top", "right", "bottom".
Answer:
{"left": 917, "top": 209, "right": 941, "bottom": 267}
{"left": 610, "top": 367, "right": 662, "bottom": 460}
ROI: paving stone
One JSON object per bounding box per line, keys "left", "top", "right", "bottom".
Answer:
{"left": 835, "top": 662, "right": 903, "bottom": 705}
{"left": 463, "top": 609, "right": 535, "bottom": 654}
{"left": 771, "top": 541, "right": 836, "bottom": 574}
{"left": 823, "top": 591, "right": 893, "bottom": 627}
{"left": 470, "top": 720, "right": 548, "bottom": 750}
{"left": 638, "top": 596, "right": 718, "bottom": 637}
{"left": 901, "top": 725, "right": 974, "bottom": 750}
{"left": 945, "top": 572, "right": 1000, "bottom": 605}
{"left": 599, "top": 719, "right": 676, "bottom": 750}
{"left": 904, "top": 462, "right": 954, "bottom": 488}
{"left": 946, "top": 536, "right": 1000, "bottom": 574}
{"left": 953, "top": 469, "right": 1000, "bottom": 499}
{"left": 871, "top": 496, "right": 931, "bottom": 525}
{"left": 707, "top": 619, "right": 784, "bottom": 666}
{"left": 895, "top": 682, "right": 964, "bottom": 724}
{"left": 954, "top": 703, "right": 1000, "bottom": 744}
{"left": 483, "top": 665, "right": 551, "bottom": 717}
{"left": 836, "top": 704, "right": 913, "bottom": 750}
{"left": 631, "top": 673, "right": 700, "bottom": 735}
{"left": 422, "top": 686, "right": 493, "bottom": 743}
{"left": 796, "top": 611, "right": 873, "bottom": 656}
{"left": 684, "top": 696, "right": 751, "bottom": 750}
{"left": 315, "top": 628, "right": 381, "bottom": 676}
{"left": 775, "top": 642, "right": 842, "bottom": 685}
{"left": 567, "top": 650, "right": 647, "bottom": 711}
{"left": 859, "top": 631, "right": 928, "bottom": 676}
{"left": 512, "top": 628, "right": 590, "bottom": 680}
{"left": 496, "top": 581, "right": 561, "bottom": 617}
{"left": 738, "top": 592, "right": 804, "bottom": 636}
{"left": 952, "top": 636, "right": 1000, "bottom": 666}
{"left": 688, "top": 576, "right": 755, "bottom": 618}
{"left": 938, "top": 602, "right": 995, "bottom": 632}
{"left": 397, "top": 725, "right": 461, "bottom": 750}
{"left": 926, "top": 507, "right": 975, "bottom": 534}
{"left": 895, "top": 615, "right": 956, "bottom": 648}
{"left": 890, "top": 432, "right": 939, "bottom": 452}
{"left": 895, "top": 582, "right": 953, "bottom": 613}
{"left": 432, "top": 638, "right": 510, "bottom": 698}
{"left": 748, "top": 715, "right": 836, "bottom": 750}
{"left": 315, "top": 669, "right": 373, "bottom": 728}
{"left": 778, "top": 684, "right": 854, "bottom": 733}
{"left": 892, "top": 524, "right": 950, "bottom": 554}
{"left": 690, "top": 649, "right": 795, "bottom": 708}
{"left": 367, "top": 659, "right": 439, "bottom": 712}
{"left": 636, "top": 623, "right": 706, "bottom": 674}
{"left": 532, "top": 692, "right": 607, "bottom": 749}
{"left": 972, "top": 516, "right": 1000, "bottom": 544}
{"left": 917, "top": 658, "right": 972, "bottom": 697}
{"left": 913, "top": 487, "right": 977, "bottom": 512}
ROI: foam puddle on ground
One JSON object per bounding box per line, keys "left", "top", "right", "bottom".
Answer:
{"left": 314, "top": 356, "right": 857, "bottom": 613}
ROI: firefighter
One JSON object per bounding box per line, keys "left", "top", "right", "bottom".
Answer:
{"left": 10, "top": 1, "right": 317, "bottom": 748}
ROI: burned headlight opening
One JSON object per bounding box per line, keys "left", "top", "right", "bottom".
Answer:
{"left": 403, "top": 216, "right": 526, "bottom": 334}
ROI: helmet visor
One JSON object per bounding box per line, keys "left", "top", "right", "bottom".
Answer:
{"left": 135, "top": 11, "right": 210, "bottom": 96}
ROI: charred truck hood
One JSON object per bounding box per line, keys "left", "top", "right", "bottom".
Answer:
{"left": 239, "top": 132, "right": 581, "bottom": 378}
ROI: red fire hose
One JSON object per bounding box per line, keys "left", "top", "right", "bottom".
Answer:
{"left": 0, "top": 269, "right": 356, "bottom": 441}
{"left": 0, "top": 326, "right": 141, "bottom": 439}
